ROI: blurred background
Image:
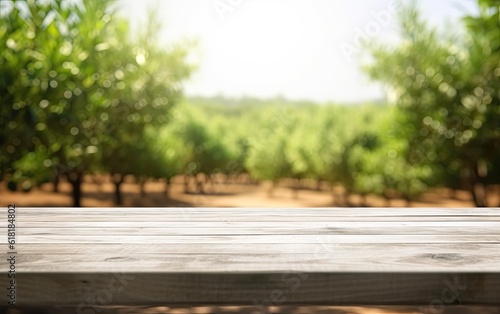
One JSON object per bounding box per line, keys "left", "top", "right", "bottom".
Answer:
{"left": 0, "top": 0, "right": 499, "bottom": 207}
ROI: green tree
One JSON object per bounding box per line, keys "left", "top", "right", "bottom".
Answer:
{"left": 0, "top": 0, "right": 193, "bottom": 206}
{"left": 1, "top": 0, "right": 105, "bottom": 205}
{"left": 98, "top": 9, "right": 193, "bottom": 205}
{"left": 245, "top": 105, "right": 295, "bottom": 195}
{"left": 177, "top": 106, "right": 233, "bottom": 194}
{"left": 364, "top": 0, "right": 499, "bottom": 206}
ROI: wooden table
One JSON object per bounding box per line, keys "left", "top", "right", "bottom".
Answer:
{"left": 1, "top": 207, "right": 500, "bottom": 310}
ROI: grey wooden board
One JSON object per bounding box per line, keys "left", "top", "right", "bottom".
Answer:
{"left": 1, "top": 207, "right": 500, "bottom": 306}
{"left": 2, "top": 306, "right": 500, "bottom": 314}
{"left": 9, "top": 217, "right": 500, "bottom": 223}
{"left": 4, "top": 234, "right": 500, "bottom": 244}
{"left": 11, "top": 243, "right": 500, "bottom": 255}
{"left": 8, "top": 207, "right": 500, "bottom": 217}
{"left": 8, "top": 225, "right": 500, "bottom": 235}
{"left": 8, "top": 221, "right": 500, "bottom": 228}
{"left": 11, "top": 207, "right": 500, "bottom": 213}
{"left": 6, "top": 273, "right": 500, "bottom": 306}
{"left": 2, "top": 248, "right": 500, "bottom": 272}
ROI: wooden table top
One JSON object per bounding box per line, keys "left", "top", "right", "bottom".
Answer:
{"left": 1, "top": 207, "right": 500, "bottom": 307}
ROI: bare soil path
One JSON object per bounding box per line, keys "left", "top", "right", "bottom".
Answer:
{"left": 0, "top": 176, "right": 492, "bottom": 208}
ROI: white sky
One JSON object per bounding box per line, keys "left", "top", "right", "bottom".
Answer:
{"left": 118, "top": 0, "right": 478, "bottom": 103}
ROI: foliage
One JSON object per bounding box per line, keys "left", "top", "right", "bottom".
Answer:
{"left": 1, "top": 0, "right": 497, "bottom": 207}
{"left": 364, "top": 0, "right": 500, "bottom": 206}
{"left": 0, "top": 0, "right": 193, "bottom": 205}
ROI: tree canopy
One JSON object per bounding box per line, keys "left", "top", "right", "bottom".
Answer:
{"left": 0, "top": 0, "right": 194, "bottom": 205}
{"left": 364, "top": 0, "right": 500, "bottom": 206}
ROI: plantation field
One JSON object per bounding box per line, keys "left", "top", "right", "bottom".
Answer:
{"left": 1, "top": 175, "right": 496, "bottom": 208}
{"left": 2, "top": 0, "right": 499, "bottom": 208}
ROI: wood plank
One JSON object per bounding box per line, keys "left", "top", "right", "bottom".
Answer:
{"left": 5, "top": 234, "right": 500, "bottom": 244}
{"left": 13, "top": 243, "right": 500, "bottom": 255}
{"left": 4, "top": 273, "right": 500, "bottom": 306}
{"left": 12, "top": 213, "right": 500, "bottom": 221}
{"left": 8, "top": 215, "right": 500, "bottom": 223}
{"left": 10, "top": 224, "right": 500, "bottom": 236}
{"left": 2, "top": 305, "right": 499, "bottom": 314}
{"left": 7, "top": 207, "right": 499, "bottom": 225}
{"left": 11, "top": 208, "right": 500, "bottom": 218}
{"left": 6, "top": 216, "right": 500, "bottom": 224}
{"left": 2, "top": 247, "right": 500, "bottom": 272}
{"left": 8, "top": 221, "right": 500, "bottom": 228}
{"left": 2, "top": 207, "right": 499, "bottom": 306}
{"left": 0, "top": 302, "right": 500, "bottom": 314}
{"left": 14, "top": 207, "right": 500, "bottom": 214}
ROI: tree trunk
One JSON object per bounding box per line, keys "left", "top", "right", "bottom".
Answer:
{"left": 206, "top": 174, "right": 213, "bottom": 194}
{"left": 211, "top": 175, "right": 221, "bottom": 195}
{"left": 112, "top": 174, "right": 124, "bottom": 205}
{"left": 114, "top": 181, "right": 123, "bottom": 205}
{"left": 467, "top": 164, "right": 487, "bottom": 207}
{"left": 498, "top": 185, "right": 500, "bottom": 207}
{"left": 405, "top": 197, "right": 412, "bottom": 207}
{"left": 67, "top": 171, "right": 83, "bottom": 207}
{"left": 384, "top": 196, "right": 391, "bottom": 207}
{"left": 292, "top": 178, "right": 300, "bottom": 199}
{"left": 331, "top": 187, "right": 337, "bottom": 205}
{"left": 360, "top": 194, "right": 367, "bottom": 207}
{"left": 449, "top": 188, "right": 458, "bottom": 200}
{"left": 184, "top": 175, "right": 190, "bottom": 193}
{"left": 94, "top": 174, "right": 103, "bottom": 188}
{"left": 196, "top": 177, "right": 204, "bottom": 194}
{"left": 343, "top": 190, "right": 351, "bottom": 207}
{"left": 164, "top": 178, "right": 171, "bottom": 196}
{"left": 268, "top": 180, "right": 277, "bottom": 197}
{"left": 53, "top": 175, "right": 59, "bottom": 193}
{"left": 140, "top": 180, "right": 146, "bottom": 197}
{"left": 470, "top": 182, "right": 487, "bottom": 207}
{"left": 331, "top": 186, "right": 341, "bottom": 206}
{"left": 316, "top": 180, "right": 322, "bottom": 191}
{"left": 472, "top": 160, "right": 488, "bottom": 207}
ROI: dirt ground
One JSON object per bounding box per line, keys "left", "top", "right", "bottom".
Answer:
{"left": 0, "top": 175, "right": 497, "bottom": 208}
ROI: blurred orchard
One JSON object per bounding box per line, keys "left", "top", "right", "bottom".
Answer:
{"left": 0, "top": 0, "right": 499, "bottom": 207}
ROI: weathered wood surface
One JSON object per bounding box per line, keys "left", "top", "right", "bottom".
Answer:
{"left": 1, "top": 207, "right": 499, "bottom": 307}
{"left": 2, "top": 305, "right": 500, "bottom": 314}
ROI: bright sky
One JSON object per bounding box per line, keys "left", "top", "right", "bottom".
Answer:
{"left": 118, "top": 0, "right": 478, "bottom": 103}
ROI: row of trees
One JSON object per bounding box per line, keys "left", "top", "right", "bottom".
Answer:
{"left": 364, "top": 0, "right": 500, "bottom": 206}
{"left": 114, "top": 0, "right": 499, "bottom": 207}
{"left": 1, "top": 0, "right": 193, "bottom": 206}
{"left": 113, "top": 83, "right": 498, "bottom": 206}
{"left": 163, "top": 101, "right": 434, "bottom": 206}
{"left": 1, "top": 0, "right": 498, "bottom": 206}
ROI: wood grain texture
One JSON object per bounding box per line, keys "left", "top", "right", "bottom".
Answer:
{"left": 11, "top": 220, "right": 500, "bottom": 228}
{"left": 1, "top": 207, "right": 499, "bottom": 306}
{"left": 5, "top": 234, "right": 500, "bottom": 244}
{"left": 1, "top": 306, "right": 500, "bottom": 314}
{"left": 7, "top": 273, "right": 500, "bottom": 306}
